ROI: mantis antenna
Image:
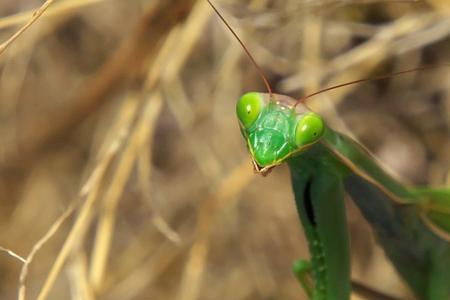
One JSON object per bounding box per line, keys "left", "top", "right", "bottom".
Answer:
{"left": 208, "top": 0, "right": 448, "bottom": 109}
{"left": 294, "top": 64, "right": 450, "bottom": 108}
{"left": 207, "top": 0, "right": 274, "bottom": 99}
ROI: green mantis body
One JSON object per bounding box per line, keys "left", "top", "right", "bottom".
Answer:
{"left": 206, "top": 1, "right": 450, "bottom": 298}
{"left": 236, "top": 92, "right": 450, "bottom": 300}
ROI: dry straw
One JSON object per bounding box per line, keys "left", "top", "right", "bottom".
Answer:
{"left": 0, "top": 1, "right": 448, "bottom": 300}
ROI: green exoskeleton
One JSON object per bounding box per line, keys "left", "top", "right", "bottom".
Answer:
{"left": 237, "top": 92, "right": 450, "bottom": 300}
{"left": 208, "top": 1, "right": 450, "bottom": 299}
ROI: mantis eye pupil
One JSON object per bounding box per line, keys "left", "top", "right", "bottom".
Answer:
{"left": 295, "top": 113, "right": 324, "bottom": 146}
{"left": 236, "top": 92, "right": 263, "bottom": 129}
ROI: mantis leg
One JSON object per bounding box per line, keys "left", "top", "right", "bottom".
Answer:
{"left": 424, "top": 242, "right": 450, "bottom": 300}
{"left": 410, "top": 187, "right": 450, "bottom": 300}
{"left": 289, "top": 156, "right": 351, "bottom": 300}
{"left": 345, "top": 174, "right": 450, "bottom": 300}
{"left": 292, "top": 259, "right": 313, "bottom": 298}
{"left": 412, "top": 187, "right": 450, "bottom": 236}
{"left": 292, "top": 260, "right": 405, "bottom": 300}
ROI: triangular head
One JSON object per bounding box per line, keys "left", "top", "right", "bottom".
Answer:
{"left": 236, "top": 92, "right": 325, "bottom": 175}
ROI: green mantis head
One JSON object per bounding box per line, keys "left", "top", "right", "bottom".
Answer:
{"left": 237, "top": 92, "right": 325, "bottom": 174}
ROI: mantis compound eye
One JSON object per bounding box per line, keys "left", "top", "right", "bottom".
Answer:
{"left": 295, "top": 112, "right": 324, "bottom": 146}
{"left": 236, "top": 92, "right": 263, "bottom": 129}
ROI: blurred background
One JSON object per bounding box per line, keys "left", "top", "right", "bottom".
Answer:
{"left": 0, "top": 0, "right": 449, "bottom": 299}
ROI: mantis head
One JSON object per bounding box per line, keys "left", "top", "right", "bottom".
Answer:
{"left": 236, "top": 92, "right": 325, "bottom": 175}
{"left": 209, "top": 0, "right": 440, "bottom": 176}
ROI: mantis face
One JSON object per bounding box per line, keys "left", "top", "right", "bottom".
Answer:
{"left": 236, "top": 92, "right": 325, "bottom": 175}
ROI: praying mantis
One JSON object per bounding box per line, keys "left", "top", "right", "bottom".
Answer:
{"left": 208, "top": 1, "right": 450, "bottom": 299}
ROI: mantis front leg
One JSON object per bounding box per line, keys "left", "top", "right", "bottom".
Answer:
{"left": 289, "top": 156, "right": 351, "bottom": 300}
{"left": 292, "top": 259, "right": 314, "bottom": 298}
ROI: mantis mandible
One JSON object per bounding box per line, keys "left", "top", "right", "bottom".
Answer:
{"left": 208, "top": 1, "right": 450, "bottom": 299}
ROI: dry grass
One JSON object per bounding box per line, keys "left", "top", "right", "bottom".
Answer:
{"left": 0, "top": 0, "right": 449, "bottom": 299}
{"left": 0, "top": 0, "right": 56, "bottom": 56}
